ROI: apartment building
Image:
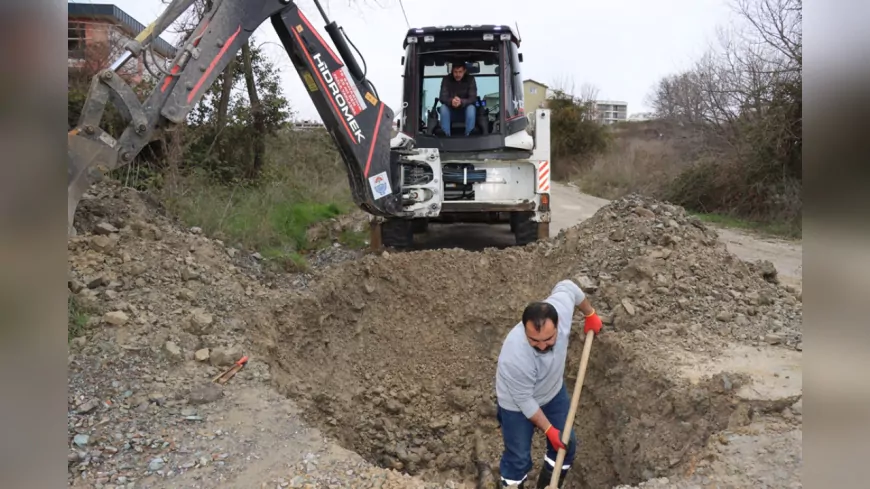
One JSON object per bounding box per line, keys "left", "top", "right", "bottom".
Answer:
{"left": 68, "top": 2, "right": 177, "bottom": 85}
{"left": 593, "top": 100, "right": 628, "bottom": 125}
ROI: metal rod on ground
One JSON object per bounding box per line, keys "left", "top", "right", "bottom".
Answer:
{"left": 548, "top": 330, "right": 595, "bottom": 489}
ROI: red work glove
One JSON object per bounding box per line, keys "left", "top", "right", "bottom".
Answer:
{"left": 545, "top": 424, "right": 566, "bottom": 451}
{"left": 584, "top": 309, "right": 602, "bottom": 335}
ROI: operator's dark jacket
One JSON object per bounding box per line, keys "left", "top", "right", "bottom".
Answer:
{"left": 440, "top": 73, "right": 478, "bottom": 107}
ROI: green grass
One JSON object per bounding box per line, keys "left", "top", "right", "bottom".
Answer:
{"left": 260, "top": 247, "right": 310, "bottom": 272}
{"left": 268, "top": 200, "right": 344, "bottom": 249}
{"left": 257, "top": 227, "right": 367, "bottom": 273}
{"left": 160, "top": 130, "right": 363, "bottom": 255}
{"left": 164, "top": 175, "right": 353, "bottom": 251}
{"left": 68, "top": 295, "right": 90, "bottom": 342}
{"left": 691, "top": 212, "right": 802, "bottom": 239}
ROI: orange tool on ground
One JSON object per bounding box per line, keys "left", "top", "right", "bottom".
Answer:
{"left": 212, "top": 355, "right": 248, "bottom": 384}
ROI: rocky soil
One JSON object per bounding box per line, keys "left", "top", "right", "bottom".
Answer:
{"left": 68, "top": 182, "right": 453, "bottom": 488}
{"left": 68, "top": 183, "right": 802, "bottom": 488}
{"left": 257, "top": 194, "right": 802, "bottom": 488}
{"left": 614, "top": 409, "right": 803, "bottom": 489}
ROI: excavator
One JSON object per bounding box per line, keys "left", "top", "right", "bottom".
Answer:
{"left": 67, "top": 0, "right": 553, "bottom": 248}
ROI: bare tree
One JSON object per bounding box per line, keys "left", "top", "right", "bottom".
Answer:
{"left": 733, "top": 0, "right": 801, "bottom": 69}
{"left": 648, "top": 0, "right": 800, "bottom": 132}
{"left": 578, "top": 83, "right": 599, "bottom": 104}
{"left": 642, "top": 0, "right": 802, "bottom": 222}
{"left": 549, "top": 74, "right": 576, "bottom": 99}
{"left": 647, "top": 71, "right": 706, "bottom": 125}
{"left": 548, "top": 76, "right": 602, "bottom": 121}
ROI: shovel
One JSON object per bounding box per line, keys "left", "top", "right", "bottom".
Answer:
{"left": 212, "top": 355, "right": 248, "bottom": 384}
{"left": 547, "top": 330, "right": 595, "bottom": 489}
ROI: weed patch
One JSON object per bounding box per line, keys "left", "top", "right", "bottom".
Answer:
{"left": 691, "top": 212, "right": 801, "bottom": 239}
{"left": 570, "top": 137, "right": 683, "bottom": 199}
{"left": 567, "top": 121, "right": 801, "bottom": 236}
{"left": 159, "top": 130, "right": 359, "bottom": 254}
{"left": 68, "top": 295, "right": 90, "bottom": 342}
{"left": 261, "top": 248, "right": 310, "bottom": 273}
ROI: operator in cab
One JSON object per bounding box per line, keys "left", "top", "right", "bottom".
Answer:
{"left": 438, "top": 60, "right": 478, "bottom": 136}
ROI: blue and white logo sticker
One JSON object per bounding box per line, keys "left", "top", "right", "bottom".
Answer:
{"left": 368, "top": 171, "right": 392, "bottom": 200}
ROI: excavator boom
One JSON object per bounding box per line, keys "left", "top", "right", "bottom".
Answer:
{"left": 67, "top": 0, "right": 404, "bottom": 233}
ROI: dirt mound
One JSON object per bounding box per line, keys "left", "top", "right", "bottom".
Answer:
{"left": 256, "top": 194, "right": 802, "bottom": 487}
{"left": 550, "top": 195, "right": 802, "bottom": 349}
{"left": 67, "top": 181, "right": 456, "bottom": 488}
{"left": 67, "top": 181, "right": 800, "bottom": 488}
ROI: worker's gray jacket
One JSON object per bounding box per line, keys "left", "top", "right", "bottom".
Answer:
{"left": 439, "top": 74, "right": 478, "bottom": 106}
{"left": 495, "top": 279, "right": 586, "bottom": 418}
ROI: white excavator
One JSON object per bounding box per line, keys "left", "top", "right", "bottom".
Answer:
{"left": 67, "top": 0, "right": 552, "bottom": 248}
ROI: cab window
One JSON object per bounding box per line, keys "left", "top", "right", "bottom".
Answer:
{"left": 502, "top": 43, "right": 525, "bottom": 120}
{"left": 420, "top": 57, "right": 500, "bottom": 127}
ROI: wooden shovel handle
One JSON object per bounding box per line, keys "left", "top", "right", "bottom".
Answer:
{"left": 548, "top": 331, "right": 595, "bottom": 488}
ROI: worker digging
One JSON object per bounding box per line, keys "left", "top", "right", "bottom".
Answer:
{"left": 495, "top": 279, "right": 603, "bottom": 488}
{"left": 64, "top": 0, "right": 802, "bottom": 487}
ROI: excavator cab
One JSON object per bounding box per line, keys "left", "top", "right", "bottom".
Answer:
{"left": 420, "top": 58, "right": 493, "bottom": 138}
{"left": 381, "top": 24, "right": 552, "bottom": 249}
{"left": 396, "top": 25, "right": 533, "bottom": 155}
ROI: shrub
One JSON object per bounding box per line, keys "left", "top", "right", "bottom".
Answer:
{"left": 159, "top": 129, "right": 358, "bottom": 253}
{"left": 547, "top": 90, "right": 611, "bottom": 179}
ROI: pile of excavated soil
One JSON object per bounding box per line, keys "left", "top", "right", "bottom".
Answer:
{"left": 256, "top": 194, "right": 803, "bottom": 488}
{"left": 67, "top": 182, "right": 456, "bottom": 488}
{"left": 67, "top": 182, "right": 801, "bottom": 488}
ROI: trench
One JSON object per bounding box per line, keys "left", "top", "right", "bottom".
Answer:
{"left": 257, "top": 284, "right": 743, "bottom": 488}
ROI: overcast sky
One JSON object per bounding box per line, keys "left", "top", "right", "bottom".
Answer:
{"left": 72, "top": 0, "right": 734, "bottom": 121}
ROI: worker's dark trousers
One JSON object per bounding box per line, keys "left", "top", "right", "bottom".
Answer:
{"left": 439, "top": 104, "right": 476, "bottom": 136}
{"left": 496, "top": 383, "right": 577, "bottom": 487}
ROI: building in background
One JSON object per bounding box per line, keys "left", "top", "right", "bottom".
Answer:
{"left": 290, "top": 120, "right": 326, "bottom": 131}
{"left": 523, "top": 79, "right": 549, "bottom": 111}
{"left": 522, "top": 79, "right": 549, "bottom": 129}
{"left": 68, "top": 2, "right": 177, "bottom": 85}
{"left": 628, "top": 112, "right": 654, "bottom": 122}
{"left": 521, "top": 79, "right": 630, "bottom": 127}
{"left": 592, "top": 100, "right": 628, "bottom": 125}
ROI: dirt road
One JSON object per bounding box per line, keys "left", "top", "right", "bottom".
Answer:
{"left": 549, "top": 182, "right": 803, "bottom": 287}
{"left": 416, "top": 182, "right": 802, "bottom": 288}
{"left": 714, "top": 227, "right": 802, "bottom": 288}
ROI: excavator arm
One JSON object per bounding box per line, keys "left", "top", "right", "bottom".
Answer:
{"left": 67, "top": 0, "right": 404, "bottom": 233}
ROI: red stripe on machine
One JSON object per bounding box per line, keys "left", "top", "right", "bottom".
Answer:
{"left": 298, "top": 10, "right": 341, "bottom": 64}
{"left": 187, "top": 25, "right": 241, "bottom": 103}
{"left": 291, "top": 28, "right": 357, "bottom": 143}
{"left": 364, "top": 103, "right": 385, "bottom": 177}
{"left": 163, "top": 20, "right": 210, "bottom": 93}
